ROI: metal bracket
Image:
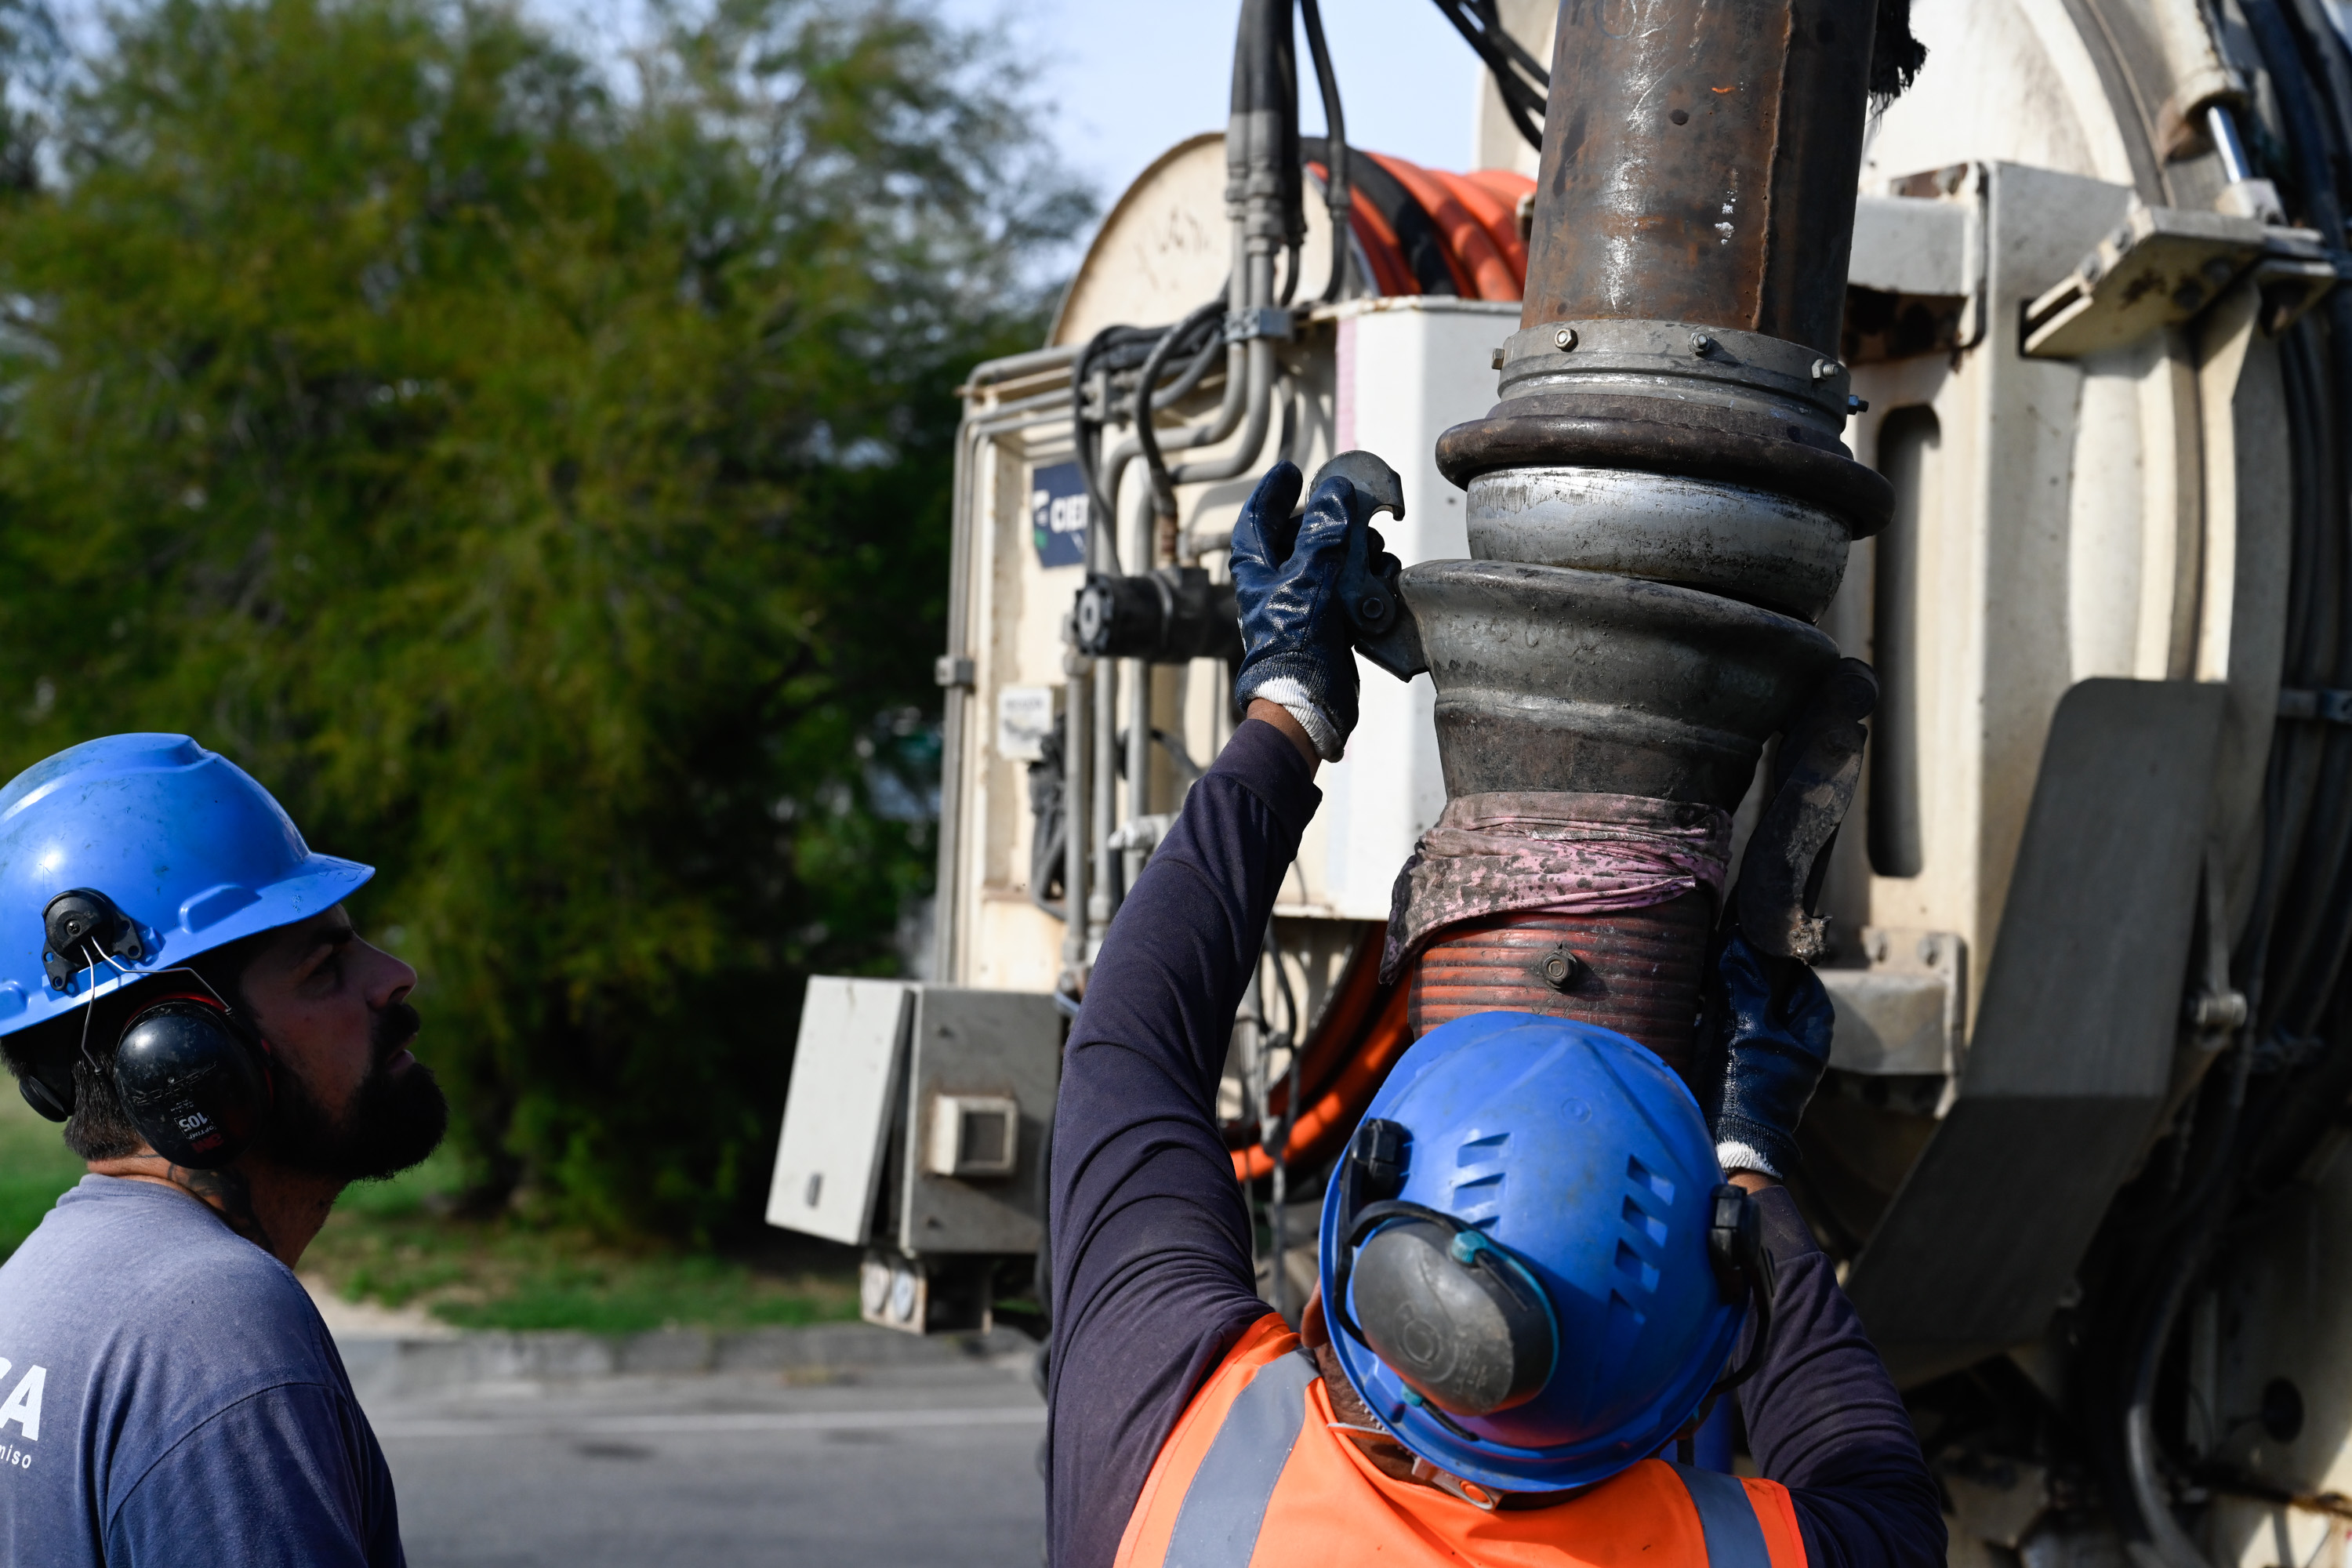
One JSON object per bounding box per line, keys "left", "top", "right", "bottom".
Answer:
{"left": 1225, "top": 307, "right": 1296, "bottom": 343}
{"left": 2022, "top": 198, "right": 2334, "bottom": 358}
{"left": 934, "top": 654, "right": 976, "bottom": 690}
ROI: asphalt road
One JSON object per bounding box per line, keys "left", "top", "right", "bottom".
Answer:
{"left": 368, "top": 1353, "right": 1048, "bottom": 1568}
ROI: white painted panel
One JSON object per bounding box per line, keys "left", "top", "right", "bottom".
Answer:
{"left": 764, "top": 977, "right": 913, "bottom": 1244}
{"left": 1305, "top": 299, "right": 1513, "bottom": 920}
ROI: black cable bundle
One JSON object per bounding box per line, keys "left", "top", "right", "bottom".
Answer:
{"left": 1298, "top": 0, "right": 1352, "bottom": 302}
{"left": 2073, "top": 8, "right": 2352, "bottom": 1563}
{"left": 1428, "top": 0, "right": 1547, "bottom": 150}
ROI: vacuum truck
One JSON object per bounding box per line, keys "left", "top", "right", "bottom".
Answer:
{"left": 767, "top": 3, "right": 2352, "bottom": 1564}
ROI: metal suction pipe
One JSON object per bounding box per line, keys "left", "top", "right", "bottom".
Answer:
{"left": 1402, "top": 0, "right": 1892, "bottom": 1072}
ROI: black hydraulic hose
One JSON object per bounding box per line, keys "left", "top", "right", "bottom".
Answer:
{"left": 2275, "top": 333, "right": 2327, "bottom": 679}
{"left": 1298, "top": 0, "right": 1352, "bottom": 303}
{"left": 2122, "top": 1230, "right": 2222, "bottom": 1568}
{"left": 2286, "top": 0, "right": 2352, "bottom": 162}
{"left": 2245, "top": 0, "right": 2345, "bottom": 236}
{"left": 2235, "top": 2, "right": 2352, "bottom": 1033}
{"left": 1152, "top": 327, "right": 1225, "bottom": 412}
{"left": 2111, "top": 1047, "right": 2252, "bottom": 1568}
{"left": 2269, "top": 305, "right": 2352, "bottom": 1033}
{"left": 1073, "top": 324, "right": 1159, "bottom": 572}
{"left": 1428, "top": 0, "right": 1547, "bottom": 148}
{"left": 2243, "top": 335, "right": 2330, "bottom": 982}
{"left": 2092, "top": 19, "right": 2352, "bottom": 1559}
{"left": 1232, "top": 0, "right": 1306, "bottom": 256}
{"left": 1137, "top": 299, "right": 1229, "bottom": 523}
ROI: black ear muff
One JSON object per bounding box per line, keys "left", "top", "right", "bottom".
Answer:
{"left": 1704, "top": 1183, "right": 1777, "bottom": 1394}
{"left": 1348, "top": 1211, "right": 1557, "bottom": 1416}
{"left": 112, "top": 997, "right": 272, "bottom": 1170}
{"left": 16, "top": 1073, "right": 69, "bottom": 1123}
{"left": 1330, "top": 1114, "right": 1559, "bottom": 1423}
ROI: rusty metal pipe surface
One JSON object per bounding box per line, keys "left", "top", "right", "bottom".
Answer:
{"left": 1408, "top": 896, "right": 1714, "bottom": 1072}
{"left": 1399, "top": 1, "right": 1882, "bottom": 1056}
{"left": 1523, "top": 0, "right": 1879, "bottom": 356}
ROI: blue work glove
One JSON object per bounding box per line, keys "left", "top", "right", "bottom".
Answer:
{"left": 1693, "top": 931, "right": 1836, "bottom": 1179}
{"left": 1229, "top": 461, "right": 1384, "bottom": 761}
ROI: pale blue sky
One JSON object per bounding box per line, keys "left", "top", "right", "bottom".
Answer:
{"left": 935, "top": 0, "right": 1484, "bottom": 205}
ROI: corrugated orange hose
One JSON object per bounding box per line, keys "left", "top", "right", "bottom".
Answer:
{"left": 1364, "top": 152, "right": 1516, "bottom": 301}
{"left": 1232, "top": 978, "right": 1414, "bottom": 1183}
{"left": 1428, "top": 167, "right": 1532, "bottom": 292}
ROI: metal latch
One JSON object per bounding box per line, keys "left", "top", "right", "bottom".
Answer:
{"left": 927, "top": 1093, "right": 1021, "bottom": 1178}
{"left": 1311, "top": 450, "right": 1427, "bottom": 682}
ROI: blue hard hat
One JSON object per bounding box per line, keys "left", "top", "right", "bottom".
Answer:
{"left": 1318, "top": 1011, "right": 1743, "bottom": 1494}
{"left": 0, "top": 734, "right": 372, "bottom": 1036}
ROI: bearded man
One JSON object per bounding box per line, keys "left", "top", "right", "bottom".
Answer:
{"left": 0, "top": 733, "right": 446, "bottom": 1566}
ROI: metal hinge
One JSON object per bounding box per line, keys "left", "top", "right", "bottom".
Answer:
{"left": 934, "top": 655, "right": 976, "bottom": 690}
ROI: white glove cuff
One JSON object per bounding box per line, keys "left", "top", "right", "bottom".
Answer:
{"left": 1248, "top": 677, "right": 1344, "bottom": 762}
{"left": 1715, "top": 1140, "right": 1780, "bottom": 1180}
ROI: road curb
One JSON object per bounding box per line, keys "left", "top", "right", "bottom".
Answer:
{"left": 337, "top": 1321, "right": 1036, "bottom": 1401}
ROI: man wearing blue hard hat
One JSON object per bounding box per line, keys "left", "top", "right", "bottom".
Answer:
{"left": 0, "top": 735, "right": 441, "bottom": 1565}
{"left": 1044, "top": 464, "right": 1945, "bottom": 1566}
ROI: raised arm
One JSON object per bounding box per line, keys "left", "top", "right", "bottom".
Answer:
{"left": 1044, "top": 713, "right": 1319, "bottom": 1568}
{"left": 1047, "top": 458, "right": 1371, "bottom": 1568}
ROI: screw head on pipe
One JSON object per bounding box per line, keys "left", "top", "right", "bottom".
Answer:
{"left": 1554, "top": 327, "right": 1578, "bottom": 351}
{"left": 1689, "top": 331, "right": 1715, "bottom": 356}
{"left": 1848, "top": 394, "right": 1870, "bottom": 415}
{"left": 1811, "top": 358, "right": 1838, "bottom": 381}
{"left": 1539, "top": 949, "right": 1583, "bottom": 991}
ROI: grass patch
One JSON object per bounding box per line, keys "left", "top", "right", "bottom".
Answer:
{"left": 0, "top": 1088, "right": 86, "bottom": 1256}
{"left": 305, "top": 1151, "right": 861, "bottom": 1336}
{"left": 0, "top": 1091, "right": 860, "bottom": 1336}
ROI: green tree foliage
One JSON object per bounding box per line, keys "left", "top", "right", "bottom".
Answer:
{"left": 0, "top": 0, "right": 1087, "bottom": 1236}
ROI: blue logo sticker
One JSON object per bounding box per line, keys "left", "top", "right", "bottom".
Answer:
{"left": 1030, "top": 463, "right": 1088, "bottom": 568}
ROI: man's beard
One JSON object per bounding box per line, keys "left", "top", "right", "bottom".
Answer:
{"left": 263, "top": 1000, "right": 449, "bottom": 1181}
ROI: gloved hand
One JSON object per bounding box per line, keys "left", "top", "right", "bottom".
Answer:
{"left": 1229, "top": 461, "right": 1392, "bottom": 761}
{"left": 1692, "top": 930, "right": 1836, "bottom": 1179}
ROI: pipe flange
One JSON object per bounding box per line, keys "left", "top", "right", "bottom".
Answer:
{"left": 1401, "top": 558, "right": 1841, "bottom": 808}
{"left": 1499, "top": 318, "right": 1853, "bottom": 431}
{"left": 1434, "top": 409, "right": 1893, "bottom": 539}
{"left": 1464, "top": 466, "right": 1852, "bottom": 622}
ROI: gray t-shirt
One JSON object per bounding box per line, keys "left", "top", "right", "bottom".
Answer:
{"left": 0, "top": 1174, "right": 403, "bottom": 1566}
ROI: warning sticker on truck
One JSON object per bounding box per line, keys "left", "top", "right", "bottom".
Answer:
{"left": 1030, "top": 463, "right": 1087, "bottom": 568}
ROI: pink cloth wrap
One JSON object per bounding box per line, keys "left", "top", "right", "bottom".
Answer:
{"left": 1381, "top": 791, "right": 1734, "bottom": 983}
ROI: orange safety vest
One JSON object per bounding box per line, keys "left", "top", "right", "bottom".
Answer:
{"left": 1116, "top": 1315, "right": 1809, "bottom": 1568}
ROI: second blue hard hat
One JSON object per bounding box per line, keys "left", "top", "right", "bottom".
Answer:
{"left": 1318, "top": 1011, "right": 1744, "bottom": 1494}
{"left": 0, "top": 733, "right": 372, "bottom": 1036}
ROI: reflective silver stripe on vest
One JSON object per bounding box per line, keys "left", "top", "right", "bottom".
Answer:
{"left": 1671, "top": 1462, "right": 1774, "bottom": 1568}
{"left": 1163, "top": 1349, "right": 1317, "bottom": 1568}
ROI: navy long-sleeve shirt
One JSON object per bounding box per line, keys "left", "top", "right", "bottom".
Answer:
{"left": 1046, "top": 717, "right": 1944, "bottom": 1568}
